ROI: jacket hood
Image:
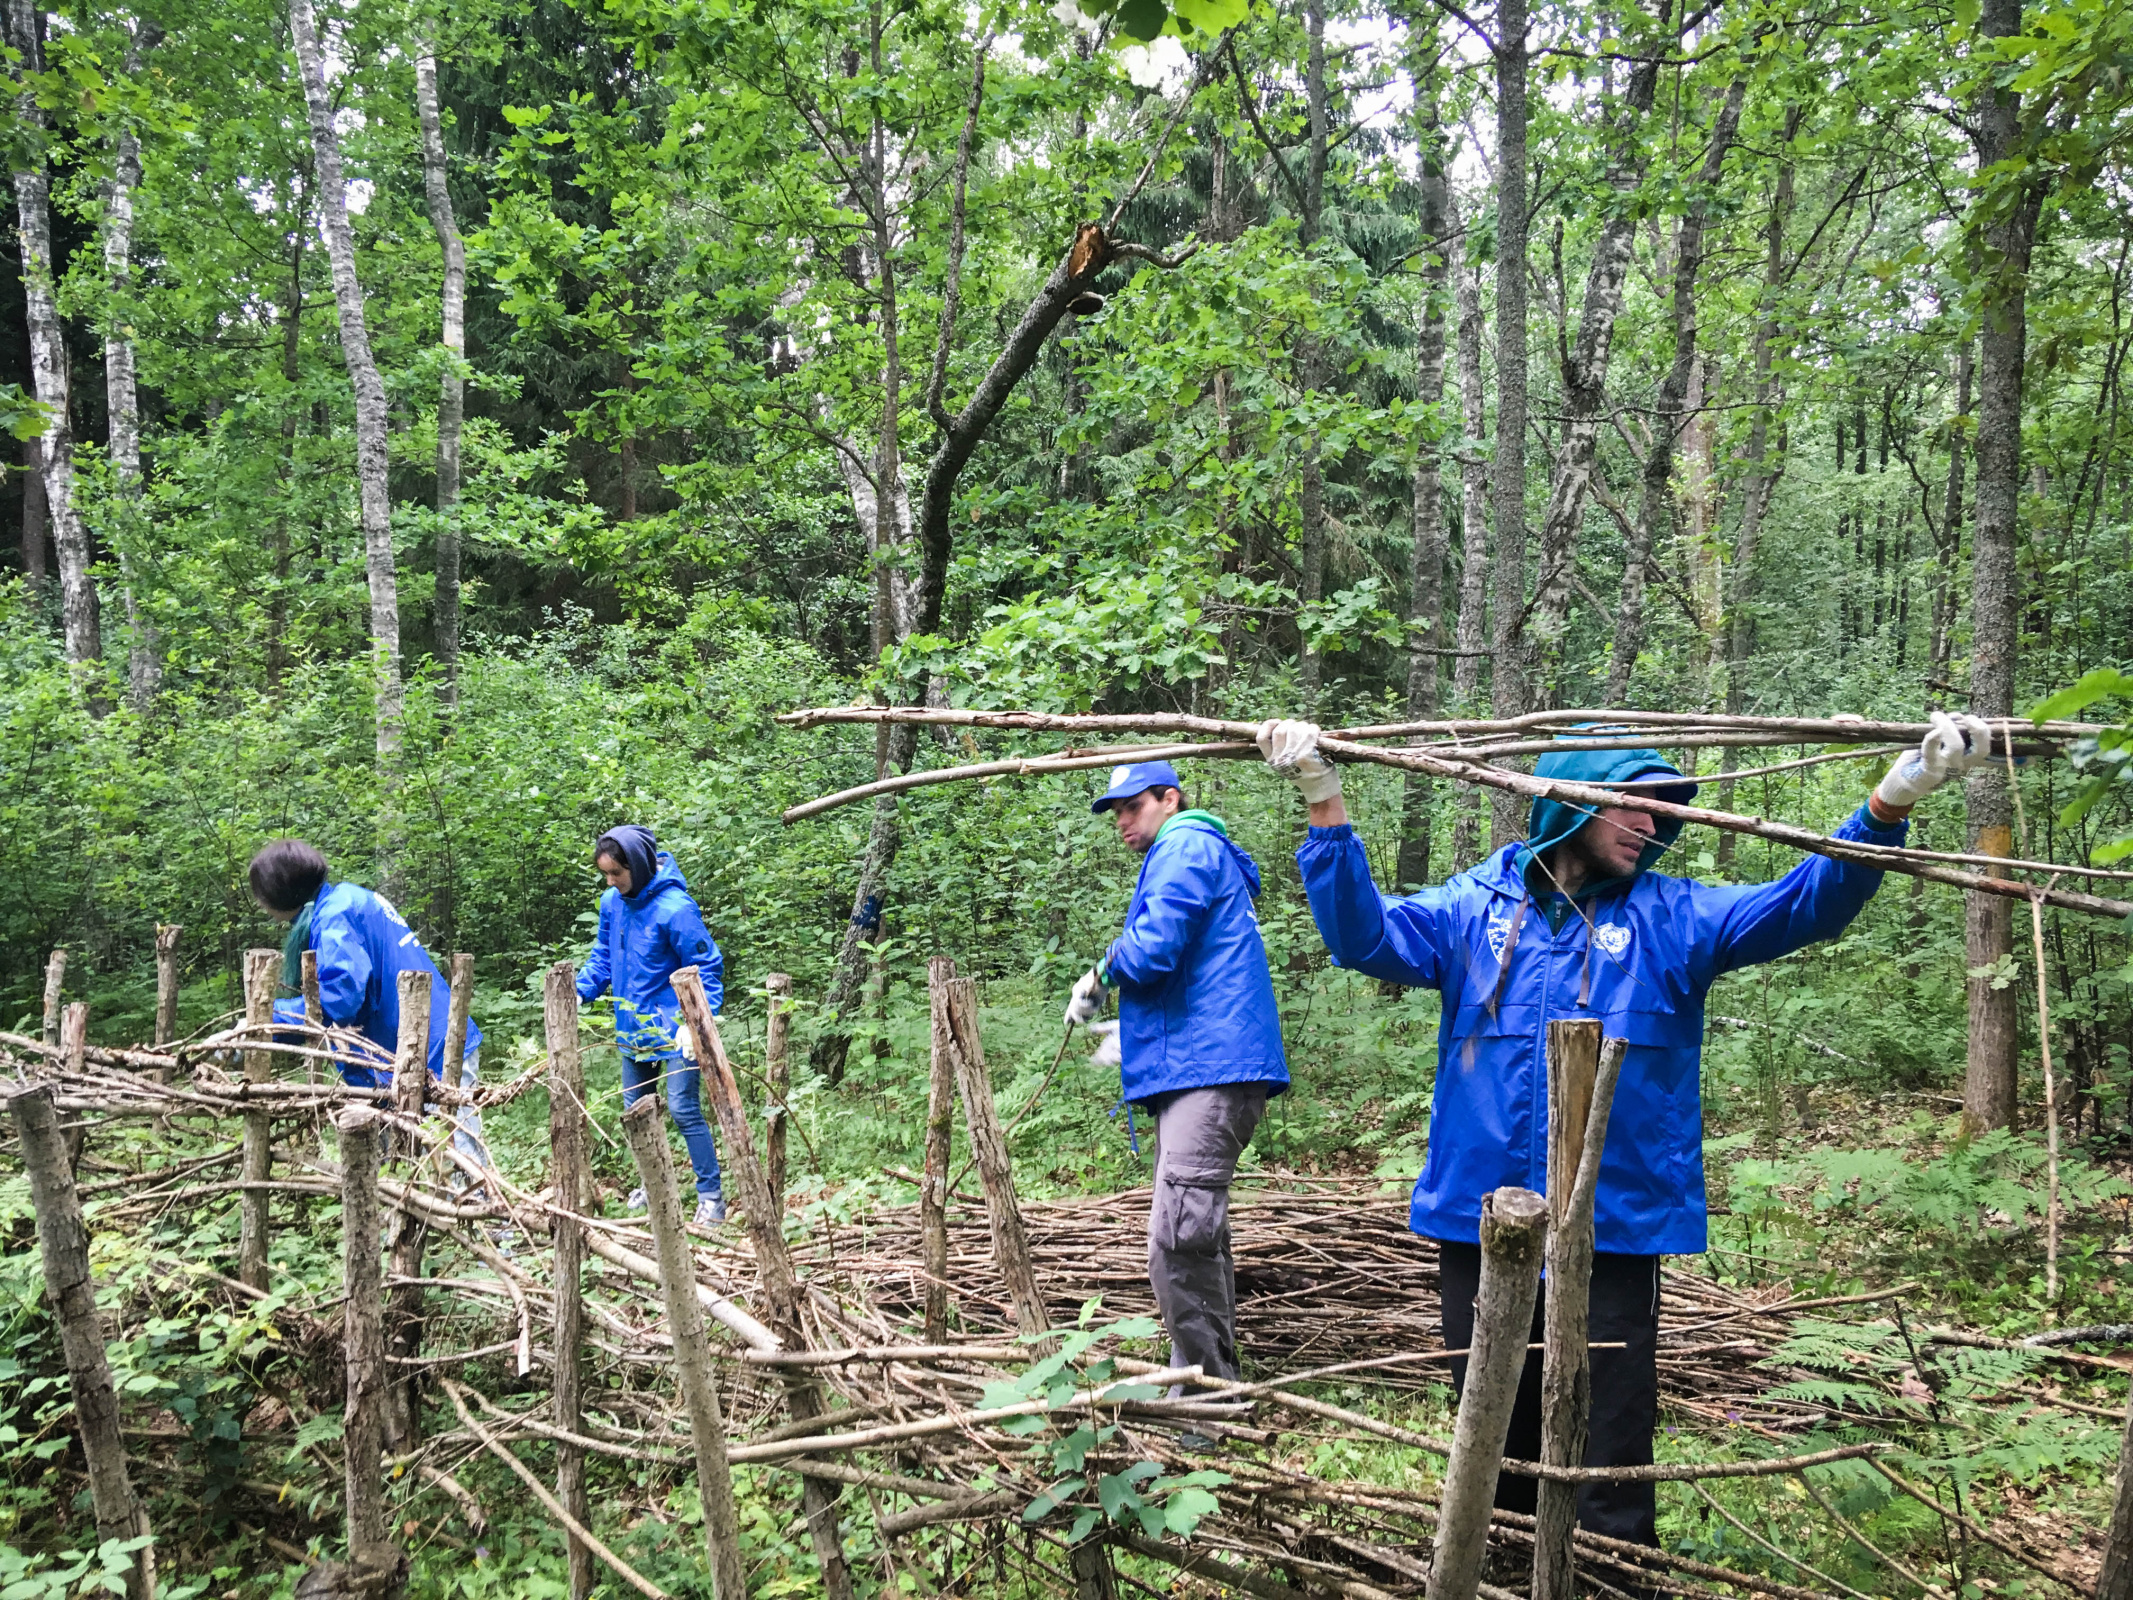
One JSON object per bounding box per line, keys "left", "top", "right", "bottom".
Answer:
{"left": 1157, "top": 811, "right": 1262, "bottom": 899}
{"left": 1519, "top": 744, "right": 1697, "bottom": 891}
{"left": 597, "top": 825, "right": 660, "bottom": 898}
{"left": 623, "top": 851, "right": 689, "bottom": 908}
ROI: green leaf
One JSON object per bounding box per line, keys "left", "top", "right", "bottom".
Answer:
{"left": 1113, "top": 0, "right": 1168, "bottom": 42}
{"left": 2031, "top": 669, "right": 2133, "bottom": 722}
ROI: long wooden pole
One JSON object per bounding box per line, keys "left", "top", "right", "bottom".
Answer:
{"left": 922, "top": 960, "right": 959, "bottom": 1343}
{"left": 41, "top": 948, "right": 66, "bottom": 1046}
{"left": 672, "top": 967, "right": 857, "bottom": 1600}
{"left": 301, "top": 950, "right": 326, "bottom": 1086}
{"left": 543, "top": 959, "right": 594, "bottom": 1600}
{"left": 333, "top": 1104, "right": 403, "bottom": 1588}
{"left": 238, "top": 947, "right": 278, "bottom": 1290}
{"left": 1425, "top": 1186, "right": 1548, "bottom": 1600}
{"left": 152, "top": 925, "right": 180, "bottom": 1057}
{"left": 442, "top": 953, "right": 474, "bottom": 1090}
{"left": 940, "top": 969, "right": 1048, "bottom": 1339}
{"left": 1533, "top": 1026, "right": 1628, "bottom": 1600}
{"left": 620, "top": 1096, "right": 749, "bottom": 1600}
{"left": 384, "top": 968, "right": 432, "bottom": 1452}
{"left": 764, "top": 971, "right": 794, "bottom": 1209}
{"left": 7, "top": 1083, "right": 156, "bottom": 1600}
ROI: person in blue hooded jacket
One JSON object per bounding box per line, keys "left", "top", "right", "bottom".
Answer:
{"left": 577, "top": 825, "right": 728, "bottom": 1227}
{"left": 1064, "top": 761, "right": 1288, "bottom": 1399}
{"left": 251, "top": 839, "right": 490, "bottom": 1172}
{"left": 1257, "top": 712, "right": 1990, "bottom": 1550}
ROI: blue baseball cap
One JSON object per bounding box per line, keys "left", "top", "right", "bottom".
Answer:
{"left": 1092, "top": 760, "right": 1183, "bottom": 813}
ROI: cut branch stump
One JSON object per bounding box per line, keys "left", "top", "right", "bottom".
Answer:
{"left": 922, "top": 960, "right": 959, "bottom": 1343}
{"left": 673, "top": 966, "right": 856, "bottom": 1600}
{"left": 1425, "top": 1186, "right": 1548, "bottom": 1600}
{"left": 6, "top": 1083, "right": 156, "bottom": 1600}
{"left": 383, "top": 969, "right": 431, "bottom": 1452}
{"left": 153, "top": 924, "right": 180, "bottom": 1060}
{"left": 442, "top": 954, "right": 473, "bottom": 1090}
{"left": 543, "top": 960, "right": 594, "bottom": 1600}
{"left": 620, "top": 1095, "right": 748, "bottom": 1600}
{"left": 764, "top": 971, "right": 793, "bottom": 1208}
{"left": 301, "top": 950, "right": 326, "bottom": 1085}
{"left": 239, "top": 947, "right": 277, "bottom": 1290}
{"left": 331, "top": 1104, "right": 406, "bottom": 1596}
{"left": 41, "top": 948, "right": 65, "bottom": 1046}
{"left": 1533, "top": 1025, "right": 1628, "bottom": 1600}
{"left": 59, "top": 1002, "right": 88, "bottom": 1170}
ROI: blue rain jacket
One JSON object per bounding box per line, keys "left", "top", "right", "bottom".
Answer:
{"left": 1102, "top": 812, "right": 1289, "bottom": 1104}
{"left": 270, "top": 882, "right": 481, "bottom": 1090}
{"left": 576, "top": 852, "right": 723, "bottom": 1061}
{"left": 1297, "top": 754, "right": 1905, "bottom": 1254}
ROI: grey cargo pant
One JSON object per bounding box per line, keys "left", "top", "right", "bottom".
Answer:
{"left": 1146, "top": 1084, "right": 1269, "bottom": 1382}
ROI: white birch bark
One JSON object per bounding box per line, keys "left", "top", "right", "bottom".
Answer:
{"left": 104, "top": 23, "right": 158, "bottom": 709}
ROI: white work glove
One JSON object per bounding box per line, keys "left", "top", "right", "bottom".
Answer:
{"left": 1064, "top": 968, "right": 1105, "bottom": 1028}
{"left": 1257, "top": 718, "right": 1343, "bottom": 804}
{"left": 677, "top": 1021, "right": 699, "bottom": 1062}
{"left": 1087, "top": 1019, "right": 1121, "bottom": 1069}
{"left": 1875, "top": 711, "right": 1994, "bottom": 811}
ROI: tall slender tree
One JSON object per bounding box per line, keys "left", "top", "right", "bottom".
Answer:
{"left": 1448, "top": 202, "right": 1491, "bottom": 870}
{"left": 415, "top": 37, "right": 465, "bottom": 708}
{"left": 1488, "top": 0, "right": 1530, "bottom": 846}
{"left": 104, "top": 21, "right": 161, "bottom": 711}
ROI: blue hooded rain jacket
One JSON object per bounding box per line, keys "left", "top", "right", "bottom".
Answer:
{"left": 271, "top": 883, "right": 481, "bottom": 1090}
{"left": 1296, "top": 745, "right": 1906, "bottom": 1255}
{"left": 1103, "top": 812, "right": 1289, "bottom": 1104}
{"left": 577, "top": 845, "right": 724, "bottom": 1061}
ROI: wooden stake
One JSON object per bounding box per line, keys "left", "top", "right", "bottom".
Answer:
{"left": 1425, "top": 1186, "right": 1547, "bottom": 1600}
{"left": 58, "top": 1002, "right": 89, "bottom": 1172}
{"left": 41, "top": 948, "right": 66, "bottom": 1046}
{"left": 442, "top": 953, "right": 474, "bottom": 1091}
{"left": 543, "top": 959, "right": 594, "bottom": 1600}
{"left": 672, "top": 967, "right": 857, "bottom": 1600}
{"left": 302, "top": 949, "right": 325, "bottom": 1086}
{"left": 384, "top": 969, "right": 432, "bottom": 1453}
{"left": 922, "top": 959, "right": 959, "bottom": 1343}
{"left": 764, "top": 972, "right": 793, "bottom": 1208}
{"left": 1533, "top": 1026, "right": 1628, "bottom": 1600}
{"left": 153, "top": 925, "right": 180, "bottom": 1061}
{"left": 620, "top": 1096, "right": 748, "bottom": 1600}
{"left": 939, "top": 968, "right": 1047, "bottom": 1339}
{"left": 6, "top": 1083, "right": 155, "bottom": 1600}
{"left": 238, "top": 948, "right": 277, "bottom": 1291}
{"left": 333, "top": 1104, "right": 405, "bottom": 1591}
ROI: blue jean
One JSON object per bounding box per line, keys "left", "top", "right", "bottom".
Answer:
{"left": 621, "top": 1054, "right": 723, "bottom": 1196}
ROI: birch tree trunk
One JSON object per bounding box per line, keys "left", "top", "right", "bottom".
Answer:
{"left": 1962, "top": 0, "right": 2042, "bottom": 1134}
{"left": 1487, "top": 0, "right": 1530, "bottom": 848}
{"left": 1294, "top": 0, "right": 1331, "bottom": 711}
{"left": 20, "top": 434, "right": 46, "bottom": 586}
{"left": 415, "top": 41, "right": 465, "bottom": 708}
{"left": 1607, "top": 76, "right": 1746, "bottom": 706}
{"left": 104, "top": 23, "right": 160, "bottom": 710}
{"left": 1449, "top": 209, "right": 1491, "bottom": 870}
{"left": 7, "top": 0, "right": 100, "bottom": 674}
{"left": 289, "top": 0, "right": 403, "bottom": 842}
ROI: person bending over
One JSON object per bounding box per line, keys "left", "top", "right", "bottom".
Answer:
{"left": 1255, "top": 713, "right": 1989, "bottom": 1548}
{"left": 577, "top": 824, "right": 728, "bottom": 1227}
{"left": 1064, "top": 761, "right": 1289, "bottom": 1421}
{"left": 252, "top": 838, "right": 490, "bottom": 1172}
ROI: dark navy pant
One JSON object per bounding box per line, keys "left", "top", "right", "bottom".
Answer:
{"left": 621, "top": 1054, "right": 723, "bottom": 1196}
{"left": 1436, "top": 1240, "right": 1662, "bottom": 1547}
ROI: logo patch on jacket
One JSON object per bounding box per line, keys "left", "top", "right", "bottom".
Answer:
{"left": 1593, "top": 923, "right": 1631, "bottom": 956}
{"left": 1486, "top": 909, "right": 1516, "bottom": 959}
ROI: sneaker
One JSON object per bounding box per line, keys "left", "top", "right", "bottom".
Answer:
{"left": 693, "top": 1194, "right": 727, "bottom": 1228}
{"left": 626, "top": 1187, "right": 647, "bottom": 1213}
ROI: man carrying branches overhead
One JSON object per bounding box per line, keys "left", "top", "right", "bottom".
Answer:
{"left": 1256, "top": 712, "right": 1990, "bottom": 1551}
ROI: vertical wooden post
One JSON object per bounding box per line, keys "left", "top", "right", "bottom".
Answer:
{"left": 544, "top": 960, "right": 594, "bottom": 1600}
{"left": 672, "top": 967, "right": 855, "bottom": 1600}
{"left": 442, "top": 953, "right": 474, "bottom": 1090}
{"left": 921, "top": 959, "right": 960, "bottom": 1343}
{"left": 301, "top": 950, "right": 325, "bottom": 1086}
{"left": 2103, "top": 1380, "right": 2133, "bottom": 1600}
{"left": 763, "top": 972, "right": 793, "bottom": 1209}
{"left": 941, "top": 970, "right": 1047, "bottom": 1339}
{"left": 41, "top": 948, "right": 66, "bottom": 1046}
{"left": 620, "top": 1097, "right": 748, "bottom": 1599}
{"left": 1532, "top": 1026, "right": 1628, "bottom": 1600}
{"left": 238, "top": 948, "right": 278, "bottom": 1291}
{"left": 153, "top": 925, "right": 180, "bottom": 1062}
{"left": 333, "top": 1104, "right": 405, "bottom": 1590}
{"left": 384, "top": 970, "right": 432, "bottom": 1452}
{"left": 59, "top": 1003, "right": 89, "bottom": 1171}
{"left": 6, "top": 1084, "right": 156, "bottom": 1600}
{"left": 1424, "top": 1186, "right": 1547, "bottom": 1600}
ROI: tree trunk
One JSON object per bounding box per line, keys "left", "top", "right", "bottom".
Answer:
{"left": 922, "top": 968, "right": 959, "bottom": 1342}
{"left": 1487, "top": 0, "right": 1530, "bottom": 849}
{"left": 1396, "top": 98, "right": 1450, "bottom": 892}
{"left": 1930, "top": 345, "right": 1974, "bottom": 697}
{"left": 103, "top": 23, "right": 158, "bottom": 710}
{"left": 2103, "top": 1379, "right": 2133, "bottom": 1600}
{"left": 764, "top": 972, "right": 794, "bottom": 1207}
{"left": 268, "top": 227, "right": 304, "bottom": 692}
{"left": 1525, "top": 47, "right": 1664, "bottom": 705}
{"left": 289, "top": 0, "right": 403, "bottom": 844}
{"left": 154, "top": 924, "right": 181, "bottom": 1055}
{"left": 1963, "top": 0, "right": 2042, "bottom": 1135}
{"left": 8, "top": 0, "right": 99, "bottom": 674}
{"left": 415, "top": 42, "right": 465, "bottom": 708}
{"left": 1608, "top": 76, "right": 1746, "bottom": 707}
{"left": 20, "top": 433, "right": 45, "bottom": 585}
{"left": 1295, "top": 0, "right": 1330, "bottom": 710}
{"left": 8, "top": 1084, "right": 155, "bottom": 1600}
{"left": 1449, "top": 207, "right": 1491, "bottom": 870}
{"left": 543, "top": 962, "right": 594, "bottom": 1600}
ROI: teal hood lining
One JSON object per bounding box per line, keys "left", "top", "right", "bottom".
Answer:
{"left": 1514, "top": 742, "right": 1697, "bottom": 897}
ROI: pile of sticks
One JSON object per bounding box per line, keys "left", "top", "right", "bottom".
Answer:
{"left": 5, "top": 949, "right": 2127, "bottom": 1600}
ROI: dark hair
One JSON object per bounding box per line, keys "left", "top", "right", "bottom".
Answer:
{"left": 249, "top": 839, "right": 329, "bottom": 912}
